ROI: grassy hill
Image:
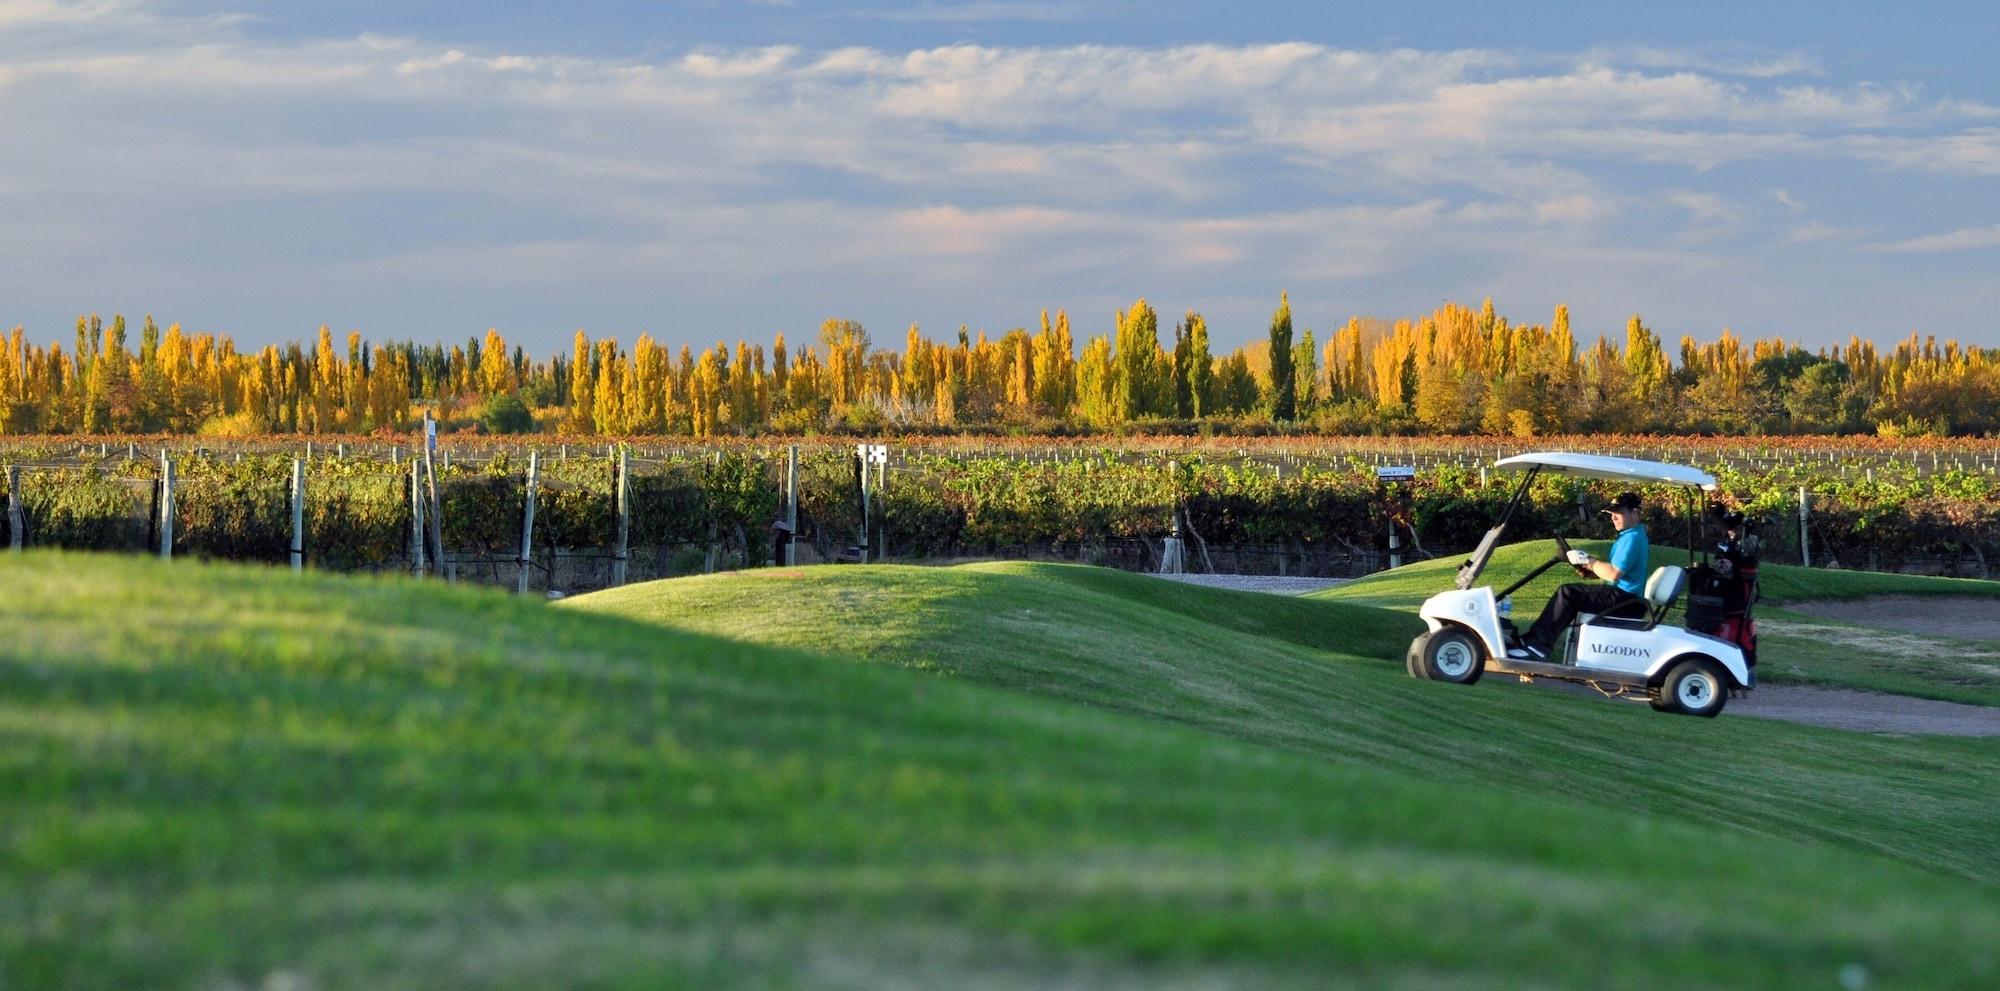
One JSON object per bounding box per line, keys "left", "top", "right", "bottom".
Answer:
{"left": 4, "top": 552, "right": 1999, "bottom": 988}
{"left": 1318, "top": 539, "right": 2000, "bottom": 705}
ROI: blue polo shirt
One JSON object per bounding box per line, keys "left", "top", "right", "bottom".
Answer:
{"left": 1608, "top": 524, "right": 1648, "bottom": 596}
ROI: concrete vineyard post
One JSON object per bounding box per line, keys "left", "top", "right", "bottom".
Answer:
{"left": 6, "top": 465, "right": 21, "bottom": 551}
{"left": 289, "top": 458, "right": 305, "bottom": 572}
{"left": 517, "top": 451, "right": 539, "bottom": 595}
{"left": 158, "top": 450, "right": 175, "bottom": 560}
{"left": 409, "top": 457, "right": 426, "bottom": 576}
{"left": 424, "top": 450, "right": 444, "bottom": 580}
{"left": 612, "top": 447, "right": 630, "bottom": 586}
{"left": 1799, "top": 486, "right": 1812, "bottom": 569}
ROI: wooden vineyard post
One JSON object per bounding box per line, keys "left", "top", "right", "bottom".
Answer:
{"left": 875, "top": 447, "right": 888, "bottom": 561}
{"left": 6, "top": 465, "right": 22, "bottom": 552}
{"left": 785, "top": 445, "right": 799, "bottom": 566}
{"left": 409, "top": 457, "right": 426, "bottom": 576}
{"left": 517, "top": 451, "right": 540, "bottom": 595}
{"left": 612, "top": 447, "right": 630, "bottom": 586}
{"left": 289, "top": 458, "right": 305, "bottom": 572}
{"left": 157, "top": 450, "right": 175, "bottom": 560}
{"left": 854, "top": 446, "right": 868, "bottom": 563}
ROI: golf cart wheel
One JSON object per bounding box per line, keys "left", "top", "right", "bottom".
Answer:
{"left": 1659, "top": 657, "right": 1727, "bottom": 718}
{"left": 1419, "top": 628, "right": 1485, "bottom": 685}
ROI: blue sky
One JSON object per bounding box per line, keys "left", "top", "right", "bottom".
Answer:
{"left": 1, "top": 0, "right": 1996, "bottom": 355}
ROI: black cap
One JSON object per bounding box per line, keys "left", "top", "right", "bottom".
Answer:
{"left": 1603, "top": 492, "right": 1642, "bottom": 513}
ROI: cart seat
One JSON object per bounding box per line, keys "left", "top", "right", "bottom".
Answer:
{"left": 1584, "top": 566, "right": 1685, "bottom": 632}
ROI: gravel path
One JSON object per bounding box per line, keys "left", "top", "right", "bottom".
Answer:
{"left": 1160, "top": 574, "right": 2000, "bottom": 737}
{"left": 1151, "top": 574, "right": 1352, "bottom": 595}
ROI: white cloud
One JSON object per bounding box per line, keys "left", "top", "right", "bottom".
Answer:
{"left": 0, "top": 11, "right": 1995, "bottom": 347}
{"left": 1865, "top": 225, "right": 2000, "bottom": 254}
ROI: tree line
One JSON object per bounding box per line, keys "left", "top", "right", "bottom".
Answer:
{"left": 0, "top": 297, "right": 1994, "bottom": 437}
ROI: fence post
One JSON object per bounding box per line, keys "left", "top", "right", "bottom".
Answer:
{"left": 874, "top": 450, "right": 888, "bottom": 561}
{"left": 289, "top": 458, "right": 305, "bottom": 571}
{"left": 517, "top": 451, "right": 539, "bottom": 595}
{"left": 409, "top": 456, "right": 426, "bottom": 576}
{"left": 6, "top": 465, "right": 22, "bottom": 551}
{"left": 855, "top": 447, "right": 869, "bottom": 563}
{"left": 785, "top": 445, "right": 799, "bottom": 566}
{"left": 1388, "top": 518, "right": 1400, "bottom": 570}
{"left": 158, "top": 450, "right": 175, "bottom": 560}
{"left": 1798, "top": 486, "right": 1812, "bottom": 569}
{"left": 424, "top": 448, "right": 445, "bottom": 581}
{"left": 612, "top": 446, "right": 630, "bottom": 586}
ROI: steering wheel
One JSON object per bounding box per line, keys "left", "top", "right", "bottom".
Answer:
{"left": 1552, "top": 533, "right": 1590, "bottom": 576}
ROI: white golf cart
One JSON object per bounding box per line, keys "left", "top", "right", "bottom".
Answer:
{"left": 1404, "top": 452, "right": 1754, "bottom": 717}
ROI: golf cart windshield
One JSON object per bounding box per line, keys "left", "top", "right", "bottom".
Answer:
{"left": 1454, "top": 451, "right": 1718, "bottom": 590}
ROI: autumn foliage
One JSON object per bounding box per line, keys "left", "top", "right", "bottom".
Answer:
{"left": 2, "top": 298, "right": 1997, "bottom": 438}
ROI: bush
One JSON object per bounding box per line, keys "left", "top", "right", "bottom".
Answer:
{"left": 479, "top": 395, "right": 536, "bottom": 435}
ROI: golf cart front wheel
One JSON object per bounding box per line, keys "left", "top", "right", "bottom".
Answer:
{"left": 1659, "top": 658, "right": 1728, "bottom": 718}
{"left": 1417, "top": 628, "right": 1485, "bottom": 685}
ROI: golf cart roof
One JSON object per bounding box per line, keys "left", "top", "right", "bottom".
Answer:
{"left": 1495, "top": 452, "right": 1717, "bottom": 490}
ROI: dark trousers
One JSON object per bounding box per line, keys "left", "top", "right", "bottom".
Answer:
{"left": 1523, "top": 583, "right": 1645, "bottom": 651}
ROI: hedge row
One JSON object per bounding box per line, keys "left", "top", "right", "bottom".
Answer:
{"left": 5, "top": 450, "right": 1996, "bottom": 575}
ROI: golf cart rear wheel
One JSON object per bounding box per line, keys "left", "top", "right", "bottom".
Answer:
{"left": 1660, "top": 658, "right": 1727, "bottom": 718}
{"left": 1419, "top": 628, "right": 1485, "bottom": 685}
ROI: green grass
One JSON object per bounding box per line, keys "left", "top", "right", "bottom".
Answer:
{"left": 7, "top": 552, "right": 2000, "bottom": 989}
{"left": 1318, "top": 539, "right": 2000, "bottom": 705}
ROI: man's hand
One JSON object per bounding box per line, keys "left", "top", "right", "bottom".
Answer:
{"left": 1565, "top": 549, "right": 1594, "bottom": 567}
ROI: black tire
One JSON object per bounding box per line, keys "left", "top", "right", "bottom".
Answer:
{"left": 1406, "top": 633, "right": 1429, "bottom": 679}
{"left": 1659, "top": 657, "right": 1728, "bottom": 718}
{"left": 1419, "top": 627, "right": 1485, "bottom": 685}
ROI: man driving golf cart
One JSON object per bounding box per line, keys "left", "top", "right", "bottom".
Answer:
{"left": 1404, "top": 452, "right": 1754, "bottom": 718}
{"left": 1508, "top": 491, "right": 1648, "bottom": 661}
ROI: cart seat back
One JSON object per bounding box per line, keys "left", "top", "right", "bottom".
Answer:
{"left": 1645, "top": 565, "right": 1685, "bottom": 612}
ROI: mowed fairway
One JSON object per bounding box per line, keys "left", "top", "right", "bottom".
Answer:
{"left": 2, "top": 554, "right": 1997, "bottom": 988}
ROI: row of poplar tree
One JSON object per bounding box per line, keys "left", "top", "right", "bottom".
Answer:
{"left": 0, "top": 295, "right": 1995, "bottom": 437}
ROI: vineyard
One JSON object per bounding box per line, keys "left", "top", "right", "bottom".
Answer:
{"left": 4, "top": 434, "right": 1998, "bottom": 590}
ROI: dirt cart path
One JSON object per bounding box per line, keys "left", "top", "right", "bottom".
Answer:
{"left": 1784, "top": 595, "right": 2000, "bottom": 642}
{"left": 1728, "top": 686, "right": 2000, "bottom": 736}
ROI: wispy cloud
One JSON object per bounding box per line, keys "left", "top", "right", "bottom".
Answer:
{"left": 845, "top": 1, "right": 1106, "bottom": 23}
{"left": 1865, "top": 224, "right": 2000, "bottom": 254}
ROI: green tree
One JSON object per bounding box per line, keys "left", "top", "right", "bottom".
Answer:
{"left": 1170, "top": 316, "right": 1194, "bottom": 418}
{"left": 1266, "top": 292, "right": 1295, "bottom": 420}
{"left": 1183, "top": 312, "right": 1212, "bottom": 418}
{"left": 1212, "top": 350, "right": 1259, "bottom": 414}
{"left": 1113, "top": 299, "right": 1165, "bottom": 420}
{"left": 1291, "top": 326, "right": 1317, "bottom": 416}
